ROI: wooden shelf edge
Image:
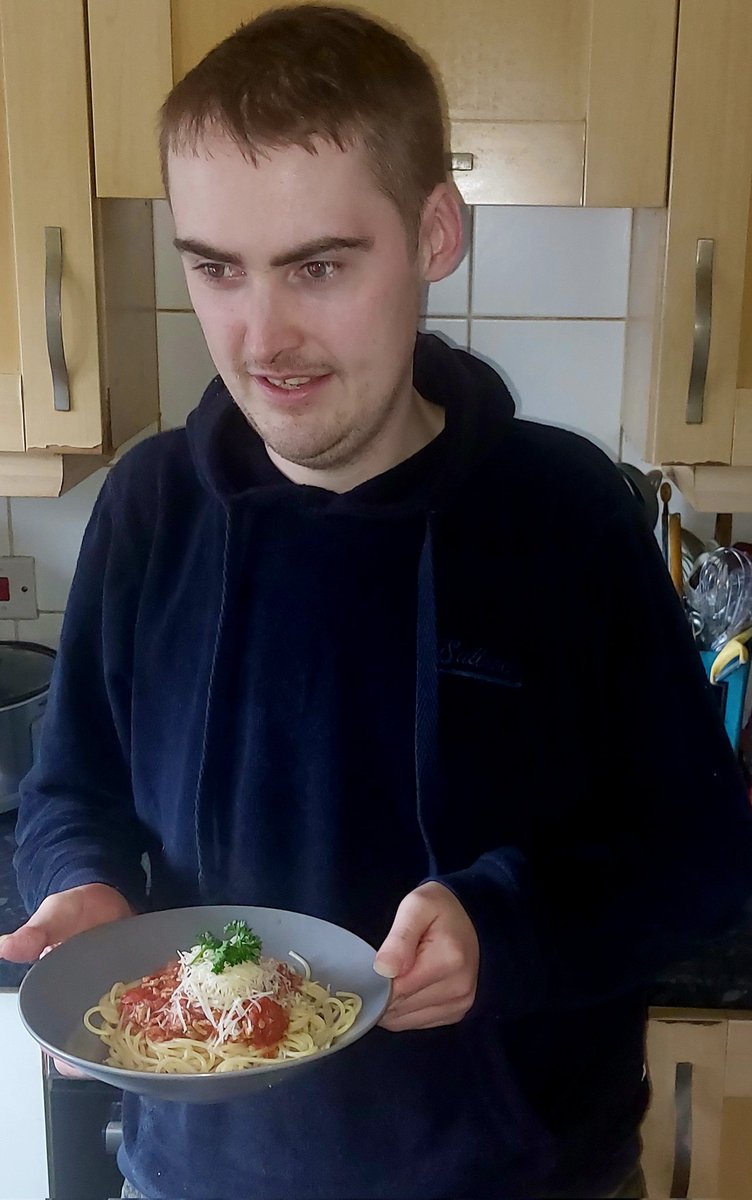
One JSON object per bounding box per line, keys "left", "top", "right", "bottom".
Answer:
{"left": 0, "top": 451, "right": 108, "bottom": 496}
{"left": 649, "top": 1006, "right": 752, "bottom": 1022}
{"left": 668, "top": 465, "right": 752, "bottom": 513}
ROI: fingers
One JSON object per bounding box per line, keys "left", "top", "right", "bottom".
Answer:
{"left": 386, "top": 976, "right": 475, "bottom": 1016}
{"left": 388, "top": 932, "right": 473, "bottom": 1002}
{"left": 49, "top": 1054, "right": 90, "bottom": 1080}
{"left": 380, "top": 997, "right": 473, "bottom": 1032}
{"left": 376, "top": 881, "right": 480, "bottom": 1032}
{"left": 0, "top": 883, "right": 134, "bottom": 964}
{"left": 374, "top": 891, "right": 436, "bottom": 980}
{"left": 380, "top": 971, "right": 477, "bottom": 1031}
{"left": 0, "top": 923, "right": 53, "bottom": 963}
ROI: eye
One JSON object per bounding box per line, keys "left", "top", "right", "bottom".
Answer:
{"left": 193, "top": 262, "right": 244, "bottom": 283}
{"left": 301, "top": 261, "right": 339, "bottom": 282}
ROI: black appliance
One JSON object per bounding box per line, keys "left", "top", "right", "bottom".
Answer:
{"left": 43, "top": 1050, "right": 124, "bottom": 1198}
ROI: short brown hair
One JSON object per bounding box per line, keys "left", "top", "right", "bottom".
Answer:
{"left": 159, "top": 4, "right": 448, "bottom": 243}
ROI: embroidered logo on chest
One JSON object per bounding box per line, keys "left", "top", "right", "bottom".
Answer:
{"left": 438, "top": 639, "right": 522, "bottom": 687}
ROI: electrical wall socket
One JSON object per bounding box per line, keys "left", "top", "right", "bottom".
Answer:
{"left": 0, "top": 557, "right": 38, "bottom": 620}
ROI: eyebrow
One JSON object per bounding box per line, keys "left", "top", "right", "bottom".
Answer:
{"left": 172, "top": 235, "right": 374, "bottom": 269}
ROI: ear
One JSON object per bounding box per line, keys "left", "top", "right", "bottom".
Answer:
{"left": 418, "top": 181, "right": 468, "bottom": 284}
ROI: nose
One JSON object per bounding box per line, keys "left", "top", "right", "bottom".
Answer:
{"left": 242, "top": 281, "right": 304, "bottom": 368}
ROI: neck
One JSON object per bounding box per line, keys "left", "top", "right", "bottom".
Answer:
{"left": 266, "top": 388, "right": 445, "bottom": 493}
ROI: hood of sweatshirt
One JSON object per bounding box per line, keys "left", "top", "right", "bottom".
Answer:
{"left": 182, "top": 331, "right": 516, "bottom": 897}
{"left": 184, "top": 331, "right": 515, "bottom": 515}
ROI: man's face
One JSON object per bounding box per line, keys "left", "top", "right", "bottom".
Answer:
{"left": 168, "top": 135, "right": 427, "bottom": 473}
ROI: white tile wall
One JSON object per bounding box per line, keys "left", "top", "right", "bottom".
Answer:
{"left": 157, "top": 311, "right": 216, "bottom": 430}
{"left": 472, "top": 206, "right": 631, "bottom": 318}
{"left": 2, "top": 199, "right": 733, "bottom": 648}
{"left": 10, "top": 468, "right": 107, "bottom": 612}
{"left": 17, "top": 612, "right": 64, "bottom": 649}
{"left": 0, "top": 500, "right": 9, "bottom": 557}
{"left": 421, "top": 318, "right": 469, "bottom": 349}
{"left": 153, "top": 198, "right": 191, "bottom": 310}
{"left": 471, "top": 319, "right": 626, "bottom": 456}
{"left": 0, "top": 503, "right": 13, "bottom": 640}
{"left": 424, "top": 242, "right": 471, "bottom": 316}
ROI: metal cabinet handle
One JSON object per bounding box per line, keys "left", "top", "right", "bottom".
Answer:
{"left": 450, "top": 153, "right": 475, "bottom": 171}
{"left": 670, "top": 1061, "right": 693, "bottom": 1199}
{"left": 44, "top": 226, "right": 71, "bottom": 412}
{"left": 686, "top": 238, "right": 714, "bottom": 425}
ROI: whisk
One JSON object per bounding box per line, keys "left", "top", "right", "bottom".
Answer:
{"left": 685, "top": 547, "right": 752, "bottom": 651}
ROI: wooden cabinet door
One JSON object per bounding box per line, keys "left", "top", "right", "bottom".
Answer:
{"left": 729, "top": 191, "right": 752, "bottom": 466}
{"left": 0, "top": 0, "right": 158, "bottom": 494}
{"left": 642, "top": 1011, "right": 728, "bottom": 1199}
{"left": 0, "top": 19, "right": 23, "bottom": 452}
{"left": 719, "top": 1018, "right": 752, "bottom": 1198}
{"left": 88, "top": 0, "right": 677, "bottom": 208}
{"left": 1, "top": 0, "right": 104, "bottom": 453}
{"left": 623, "top": 0, "right": 752, "bottom": 476}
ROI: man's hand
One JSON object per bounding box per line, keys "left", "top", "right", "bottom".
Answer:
{"left": 0, "top": 882, "right": 134, "bottom": 962}
{"left": 374, "top": 881, "right": 479, "bottom": 1032}
{"left": 0, "top": 883, "right": 135, "bottom": 1078}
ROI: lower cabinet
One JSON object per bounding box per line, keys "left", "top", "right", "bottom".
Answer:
{"left": 642, "top": 1009, "right": 752, "bottom": 1198}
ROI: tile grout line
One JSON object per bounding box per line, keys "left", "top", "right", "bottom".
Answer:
{"left": 426, "top": 315, "right": 625, "bottom": 321}
{"left": 463, "top": 314, "right": 626, "bottom": 322}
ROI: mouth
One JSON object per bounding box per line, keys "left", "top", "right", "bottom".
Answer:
{"left": 253, "top": 374, "right": 333, "bottom": 403}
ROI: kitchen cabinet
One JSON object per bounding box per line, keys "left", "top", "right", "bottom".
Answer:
{"left": 87, "top": 0, "right": 677, "bottom": 208}
{"left": 641, "top": 1009, "right": 752, "bottom": 1199}
{"left": 623, "top": 0, "right": 752, "bottom": 510}
{"left": 0, "top": 0, "right": 158, "bottom": 496}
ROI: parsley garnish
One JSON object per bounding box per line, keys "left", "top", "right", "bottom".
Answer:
{"left": 193, "top": 920, "right": 263, "bottom": 975}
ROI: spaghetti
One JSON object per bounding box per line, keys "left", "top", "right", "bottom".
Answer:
{"left": 83, "top": 922, "right": 362, "bottom": 1074}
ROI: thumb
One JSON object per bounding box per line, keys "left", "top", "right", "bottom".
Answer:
{"left": 0, "top": 920, "right": 53, "bottom": 963}
{"left": 374, "top": 893, "right": 430, "bottom": 979}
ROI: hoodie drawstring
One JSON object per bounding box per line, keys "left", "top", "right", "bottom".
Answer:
{"left": 195, "top": 508, "right": 442, "bottom": 893}
{"left": 195, "top": 508, "right": 233, "bottom": 897}
{"left": 415, "top": 516, "right": 440, "bottom": 876}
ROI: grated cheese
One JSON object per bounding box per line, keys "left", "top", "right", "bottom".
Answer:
{"left": 166, "top": 950, "right": 293, "bottom": 1045}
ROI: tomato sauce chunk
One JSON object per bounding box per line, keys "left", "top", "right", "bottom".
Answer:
{"left": 248, "top": 997, "right": 289, "bottom": 1048}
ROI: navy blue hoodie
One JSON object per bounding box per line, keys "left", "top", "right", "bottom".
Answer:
{"left": 14, "top": 333, "right": 752, "bottom": 1199}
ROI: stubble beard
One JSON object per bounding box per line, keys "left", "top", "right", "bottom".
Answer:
{"left": 231, "top": 369, "right": 406, "bottom": 472}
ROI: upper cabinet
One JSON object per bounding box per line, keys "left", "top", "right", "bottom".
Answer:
{"left": 5, "top": 1, "right": 749, "bottom": 500}
{"left": 0, "top": 0, "right": 158, "bottom": 496}
{"left": 622, "top": 0, "right": 752, "bottom": 508}
{"left": 87, "top": 0, "right": 678, "bottom": 209}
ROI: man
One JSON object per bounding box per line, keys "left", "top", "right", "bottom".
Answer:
{"left": 2, "top": 6, "right": 752, "bottom": 1198}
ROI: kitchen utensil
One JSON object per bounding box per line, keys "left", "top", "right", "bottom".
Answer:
{"left": 19, "top": 905, "right": 390, "bottom": 1104}
{"left": 685, "top": 547, "right": 752, "bottom": 651}
{"left": 668, "top": 513, "right": 683, "bottom": 596}
{"left": 0, "top": 641, "right": 55, "bottom": 813}
{"left": 681, "top": 528, "right": 712, "bottom": 586}
{"left": 616, "top": 463, "right": 662, "bottom": 531}
{"left": 660, "top": 481, "right": 672, "bottom": 562}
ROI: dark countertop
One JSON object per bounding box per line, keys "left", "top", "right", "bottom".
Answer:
{"left": 2, "top": 808, "right": 752, "bottom": 1006}
{"left": 0, "top": 810, "right": 31, "bottom": 988}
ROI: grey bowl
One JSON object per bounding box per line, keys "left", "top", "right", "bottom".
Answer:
{"left": 18, "top": 905, "right": 390, "bottom": 1104}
